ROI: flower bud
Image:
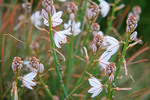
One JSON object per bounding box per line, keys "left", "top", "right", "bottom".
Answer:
{"left": 133, "top": 6, "right": 141, "bottom": 15}
{"left": 92, "top": 43, "right": 97, "bottom": 53}
{"left": 12, "top": 57, "right": 23, "bottom": 73}
{"left": 67, "top": 2, "right": 78, "bottom": 14}
{"left": 91, "top": 23, "right": 100, "bottom": 36}
{"left": 29, "top": 57, "right": 39, "bottom": 69}
{"left": 42, "top": 0, "right": 56, "bottom": 15}
{"left": 93, "top": 33, "right": 104, "bottom": 49}
{"left": 38, "top": 63, "right": 44, "bottom": 74}
{"left": 91, "top": 23, "right": 100, "bottom": 32}
{"left": 126, "top": 15, "right": 137, "bottom": 33}
{"left": 130, "top": 31, "right": 137, "bottom": 41}
{"left": 105, "top": 63, "right": 116, "bottom": 76}
{"left": 87, "top": 4, "right": 100, "bottom": 20}
{"left": 109, "top": 74, "right": 114, "bottom": 82}
{"left": 70, "top": 13, "right": 75, "bottom": 22}
{"left": 22, "top": 1, "right": 31, "bottom": 13}
{"left": 30, "top": 41, "right": 39, "bottom": 50}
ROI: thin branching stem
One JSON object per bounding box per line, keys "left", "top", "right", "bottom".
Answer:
{"left": 37, "top": 74, "right": 53, "bottom": 99}
{"left": 48, "top": 14, "right": 67, "bottom": 97}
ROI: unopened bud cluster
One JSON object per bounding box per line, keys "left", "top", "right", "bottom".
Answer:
{"left": 67, "top": 2, "right": 78, "bottom": 21}
{"left": 29, "top": 57, "right": 44, "bottom": 74}
{"left": 42, "top": 0, "right": 55, "bottom": 15}
{"left": 91, "top": 23, "right": 100, "bottom": 36}
{"left": 87, "top": 4, "right": 100, "bottom": 20}
{"left": 126, "top": 15, "right": 137, "bottom": 33}
{"left": 12, "top": 57, "right": 23, "bottom": 73}
{"left": 93, "top": 33, "right": 104, "bottom": 49}
{"left": 105, "top": 63, "right": 116, "bottom": 82}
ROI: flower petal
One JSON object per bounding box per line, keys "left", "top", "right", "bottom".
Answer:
{"left": 51, "top": 11, "right": 63, "bottom": 27}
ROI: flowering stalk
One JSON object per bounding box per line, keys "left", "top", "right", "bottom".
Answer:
{"left": 107, "top": 32, "right": 131, "bottom": 99}
{"left": 105, "top": 0, "right": 118, "bottom": 35}
{"left": 66, "top": 23, "right": 74, "bottom": 92}
{"left": 48, "top": 14, "right": 67, "bottom": 97}
{"left": 37, "top": 73, "right": 53, "bottom": 99}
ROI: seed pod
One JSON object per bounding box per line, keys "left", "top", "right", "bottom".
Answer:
{"left": 130, "top": 31, "right": 137, "bottom": 41}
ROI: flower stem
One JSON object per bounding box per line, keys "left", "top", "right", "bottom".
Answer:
{"left": 48, "top": 14, "right": 67, "bottom": 97}
{"left": 66, "top": 24, "right": 74, "bottom": 92}
{"left": 105, "top": 0, "right": 118, "bottom": 35}
{"left": 66, "top": 54, "right": 97, "bottom": 99}
{"left": 114, "top": 33, "right": 131, "bottom": 82}
{"left": 37, "top": 73, "right": 53, "bottom": 100}
{"left": 107, "top": 82, "right": 111, "bottom": 100}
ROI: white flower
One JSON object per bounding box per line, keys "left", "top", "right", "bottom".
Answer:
{"left": 30, "top": 11, "right": 42, "bottom": 26}
{"left": 54, "top": 29, "right": 72, "bottom": 48}
{"left": 21, "top": 72, "right": 37, "bottom": 90}
{"left": 98, "top": 35, "right": 120, "bottom": 69}
{"left": 42, "top": 9, "right": 63, "bottom": 27}
{"left": 88, "top": 77, "right": 103, "bottom": 98}
{"left": 64, "top": 20, "right": 81, "bottom": 36}
{"left": 104, "top": 36, "right": 120, "bottom": 57}
{"left": 99, "top": 0, "right": 110, "bottom": 17}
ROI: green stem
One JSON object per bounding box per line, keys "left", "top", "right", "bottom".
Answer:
{"left": 48, "top": 14, "right": 67, "bottom": 97}
{"left": 12, "top": 70, "right": 18, "bottom": 100}
{"left": 67, "top": 54, "right": 97, "bottom": 99}
{"left": 66, "top": 24, "right": 74, "bottom": 92}
{"left": 75, "top": 0, "right": 88, "bottom": 55}
{"left": 37, "top": 74, "right": 53, "bottom": 99}
{"left": 105, "top": 0, "right": 118, "bottom": 35}
{"left": 107, "top": 82, "right": 111, "bottom": 100}
{"left": 114, "top": 33, "right": 131, "bottom": 82}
